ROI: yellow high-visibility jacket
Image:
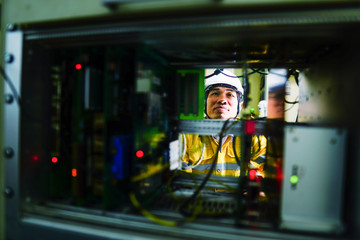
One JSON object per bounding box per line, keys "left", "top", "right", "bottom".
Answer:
{"left": 181, "top": 134, "right": 267, "bottom": 177}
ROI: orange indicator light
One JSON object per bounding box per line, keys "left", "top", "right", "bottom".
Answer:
{"left": 72, "top": 168, "right": 77, "bottom": 177}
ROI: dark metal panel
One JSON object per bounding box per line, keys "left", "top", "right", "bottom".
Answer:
{"left": 3, "top": 31, "right": 23, "bottom": 240}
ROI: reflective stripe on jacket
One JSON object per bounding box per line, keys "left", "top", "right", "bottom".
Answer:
{"left": 181, "top": 134, "right": 267, "bottom": 177}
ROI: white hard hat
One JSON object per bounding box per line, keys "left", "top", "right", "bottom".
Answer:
{"left": 205, "top": 69, "right": 244, "bottom": 95}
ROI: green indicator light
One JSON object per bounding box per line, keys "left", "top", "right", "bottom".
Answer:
{"left": 290, "top": 175, "right": 299, "bottom": 184}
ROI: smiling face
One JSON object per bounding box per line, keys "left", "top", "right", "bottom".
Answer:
{"left": 206, "top": 86, "right": 239, "bottom": 119}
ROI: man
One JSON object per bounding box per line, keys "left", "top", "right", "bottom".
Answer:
{"left": 181, "top": 69, "right": 266, "bottom": 177}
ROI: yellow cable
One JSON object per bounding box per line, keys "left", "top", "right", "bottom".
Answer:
{"left": 131, "top": 163, "right": 169, "bottom": 182}
{"left": 167, "top": 171, "right": 201, "bottom": 203}
{"left": 129, "top": 192, "right": 201, "bottom": 227}
{"left": 129, "top": 192, "right": 178, "bottom": 227}
{"left": 191, "top": 172, "right": 237, "bottom": 192}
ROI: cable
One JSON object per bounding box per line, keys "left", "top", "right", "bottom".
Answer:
{"left": 204, "top": 68, "right": 266, "bottom": 79}
{"left": 129, "top": 187, "right": 200, "bottom": 227}
{"left": 131, "top": 162, "right": 170, "bottom": 182}
{"left": 166, "top": 171, "right": 200, "bottom": 204}
{"left": 179, "top": 119, "right": 231, "bottom": 217}
{"left": 182, "top": 119, "right": 239, "bottom": 170}
{"left": 264, "top": 136, "right": 281, "bottom": 159}
{"left": 130, "top": 120, "right": 237, "bottom": 225}
{"left": 251, "top": 68, "right": 302, "bottom": 80}
{"left": 284, "top": 103, "right": 298, "bottom": 112}
{"left": 284, "top": 97, "right": 300, "bottom": 112}
{"left": 220, "top": 70, "right": 244, "bottom": 78}
{"left": 0, "top": 64, "right": 51, "bottom": 125}
{"left": 233, "top": 129, "right": 265, "bottom": 197}
{"left": 167, "top": 171, "right": 236, "bottom": 206}
{"left": 222, "top": 68, "right": 264, "bottom": 79}
{"left": 251, "top": 135, "right": 262, "bottom": 159}
{"left": 233, "top": 132, "right": 263, "bottom": 168}
{"left": 250, "top": 68, "right": 267, "bottom": 76}
{"left": 284, "top": 95, "right": 299, "bottom": 105}
{"left": 262, "top": 134, "right": 284, "bottom": 181}
{"left": 232, "top": 135, "right": 242, "bottom": 167}
{"left": 288, "top": 68, "right": 300, "bottom": 86}
{"left": 284, "top": 99, "right": 299, "bottom": 104}
{"left": 204, "top": 68, "right": 223, "bottom": 79}
{"left": 0, "top": 65, "right": 22, "bottom": 106}
{"left": 129, "top": 192, "right": 178, "bottom": 227}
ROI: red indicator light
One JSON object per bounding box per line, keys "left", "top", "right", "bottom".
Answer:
{"left": 51, "top": 156, "right": 58, "bottom": 163}
{"left": 245, "top": 120, "right": 256, "bottom": 135}
{"left": 136, "top": 150, "right": 144, "bottom": 158}
{"left": 249, "top": 169, "right": 257, "bottom": 181}
{"left": 72, "top": 168, "right": 77, "bottom": 177}
{"left": 276, "top": 159, "right": 283, "bottom": 187}
{"left": 32, "top": 155, "right": 39, "bottom": 161}
{"left": 75, "top": 64, "right": 82, "bottom": 70}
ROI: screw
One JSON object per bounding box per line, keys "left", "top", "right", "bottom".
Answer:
{"left": 5, "top": 94, "right": 14, "bottom": 104}
{"left": 4, "top": 187, "right": 14, "bottom": 198}
{"left": 4, "top": 147, "right": 14, "bottom": 158}
{"left": 4, "top": 53, "right": 14, "bottom": 63}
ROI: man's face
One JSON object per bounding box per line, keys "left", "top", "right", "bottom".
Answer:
{"left": 206, "top": 86, "right": 239, "bottom": 119}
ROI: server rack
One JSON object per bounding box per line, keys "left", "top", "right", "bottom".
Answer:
{"left": 3, "top": 2, "right": 360, "bottom": 240}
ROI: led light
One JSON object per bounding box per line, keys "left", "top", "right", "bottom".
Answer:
{"left": 72, "top": 168, "right": 77, "bottom": 177}
{"left": 245, "top": 120, "right": 255, "bottom": 135}
{"left": 75, "top": 64, "right": 82, "bottom": 70}
{"left": 290, "top": 175, "right": 299, "bottom": 184}
{"left": 51, "top": 156, "right": 58, "bottom": 163}
{"left": 136, "top": 150, "right": 144, "bottom": 158}
{"left": 249, "top": 169, "right": 257, "bottom": 180}
{"left": 32, "top": 155, "right": 39, "bottom": 161}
